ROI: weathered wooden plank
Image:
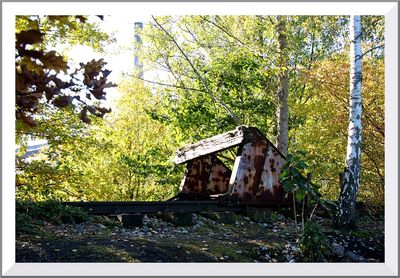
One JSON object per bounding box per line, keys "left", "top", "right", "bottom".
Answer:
{"left": 174, "top": 126, "right": 246, "bottom": 164}
{"left": 174, "top": 126, "right": 285, "bottom": 165}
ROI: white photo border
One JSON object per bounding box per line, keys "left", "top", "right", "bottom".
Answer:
{"left": 2, "top": 1, "right": 398, "bottom": 276}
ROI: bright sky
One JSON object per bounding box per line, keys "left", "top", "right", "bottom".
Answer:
{"left": 65, "top": 15, "right": 151, "bottom": 107}
{"left": 24, "top": 15, "right": 151, "bottom": 147}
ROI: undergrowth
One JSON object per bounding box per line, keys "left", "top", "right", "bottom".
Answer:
{"left": 16, "top": 200, "right": 89, "bottom": 235}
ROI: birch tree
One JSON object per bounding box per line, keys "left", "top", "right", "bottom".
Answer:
{"left": 337, "top": 15, "right": 363, "bottom": 226}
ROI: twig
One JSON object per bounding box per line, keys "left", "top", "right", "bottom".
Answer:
{"left": 361, "top": 44, "right": 384, "bottom": 58}
{"left": 199, "top": 16, "right": 274, "bottom": 59}
{"left": 301, "top": 197, "right": 305, "bottom": 232}
{"left": 309, "top": 204, "right": 318, "bottom": 221}
{"left": 293, "top": 192, "right": 298, "bottom": 237}
{"left": 131, "top": 75, "right": 205, "bottom": 93}
{"left": 151, "top": 16, "right": 242, "bottom": 125}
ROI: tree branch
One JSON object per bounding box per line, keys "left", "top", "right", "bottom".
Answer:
{"left": 361, "top": 44, "right": 384, "bottom": 58}
{"left": 361, "top": 147, "right": 385, "bottom": 185}
{"left": 199, "top": 16, "right": 275, "bottom": 59}
{"left": 130, "top": 75, "right": 205, "bottom": 93}
{"left": 151, "top": 16, "right": 242, "bottom": 125}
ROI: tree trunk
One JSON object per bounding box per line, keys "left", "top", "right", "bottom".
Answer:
{"left": 337, "top": 15, "right": 363, "bottom": 226}
{"left": 275, "top": 16, "right": 289, "bottom": 156}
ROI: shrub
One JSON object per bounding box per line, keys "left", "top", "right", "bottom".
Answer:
{"left": 299, "top": 221, "right": 331, "bottom": 262}
{"left": 16, "top": 199, "right": 89, "bottom": 227}
{"left": 16, "top": 212, "right": 44, "bottom": 235}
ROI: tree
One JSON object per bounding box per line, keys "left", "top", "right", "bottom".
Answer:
{"left": 290, "top": 16, "right": 384, "bottom": 206}
{"left": 16, "top": 15, "right": 115, "bottom": 199}
{"left": 98, "top": 80, "right": 183, "bottom": 201}
{"left": 275, "top": 16, "right": 289, "bottom": 156}
{"left": 16, "top": 106, "right": 100, "bottom": 200}
{"left": 291, "top": 54, "right": 384, "bottom": 206}
{"left": 16, "top": 15, "right": 384, "bottom": 206}
{"left": 140, "top": 16, "right": 347, "bottom": 152}
{"left": 16, "top": 81, "right": 183, "bottom": 202}
{"left": 15, "top": 16, "right": 114, "bottom": 128}
{"left": 337, "top": 15, "right": 363, "bottom": 226}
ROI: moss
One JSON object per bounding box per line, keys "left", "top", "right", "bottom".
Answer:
{"left": 351, "top": 230, "right": 371, "bottom": 238}
{"left": 209, "top": 243, "right": 256, "bottom": 262}
{"left": 91, "top": 215, "right": 122, "bottom": 228}
{"left": 82, "top": 245, "right": 140, "bottom": 262}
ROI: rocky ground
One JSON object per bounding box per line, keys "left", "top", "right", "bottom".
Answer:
{"left": 16, "top": 211, "right": 384, "bottom": 263}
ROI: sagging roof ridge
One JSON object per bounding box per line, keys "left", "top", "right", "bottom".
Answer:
{"left": 174, "top": 125, "right": 285, "bottom": 165}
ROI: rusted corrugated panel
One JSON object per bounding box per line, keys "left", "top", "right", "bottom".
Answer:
{"left": 243, "top": 127, "right": 286, "bottom": 159}
{"left": 231, "top": 142, "right": 267, "bottom": 201}
{"left": 207, "top": 157, "right": 231, "bottom": 194}
{"left": 180, "top": 155, "right": 213, "bottom": 193}
{"left": 256, "top": 143, "right": 286, "bottom": 202}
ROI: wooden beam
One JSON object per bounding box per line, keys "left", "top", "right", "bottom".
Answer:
{"left": 174, "top": 125, "right": 285, "bottom": 164}
{"left": 174, "top": 126, "right": 247, "bottom": 164}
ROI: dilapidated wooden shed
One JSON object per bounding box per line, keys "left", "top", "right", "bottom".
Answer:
{"left": 174, "top": 126, "right": 288, "bottom": 203}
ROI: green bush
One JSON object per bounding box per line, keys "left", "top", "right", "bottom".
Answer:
{"left": 16, "top": 212, "right": 44, "bottom": 235}
{"left": 300, "top": 221, "right": 331, "bottom": 262}
{"left": 270, "top": 212, "right": 279, "bottom": 222}
{"left": 16, "top": 200, "right": 89, "bottom": 227}
{"left": 279, "top": 153, "right": 321, "bottom": 204}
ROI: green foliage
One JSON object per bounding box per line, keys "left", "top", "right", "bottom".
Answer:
{"left": 16, "top": 200, "right": 89, "bottom": 225}
{"left": 270, "top": 211, "right": 279, "bottom": 222}
{"left": 15, "top": 15, "right": 384, "bottom": 207}
{"left": 90, "top": 80, "right": 184, "bottom": 201}
{"left": 16, "top": 211, "right": 43, "bottom": 236}
{"left": 140, "top": 15, "right": 283, "bottom": 141}
{"left": 16, "top": 200, "right": 89, "bottom": 235}
{"left": 291, "top": 54, "right": 384, "bottom": 205}
{"left": 16, "top": 81, "right": 183, "bottom": 202}
{"left": 299, "top": 221, "right": 331, "bottom": 261}
{"left": 16, "top": 106, "right": 100, "bottom": 200}
{"left": 16, "top": 16, "right": 110, "bottom": 51}
{"left": 279, "top": 153, "right": 338, "bottom": 219}
{"left": 279, "top": 153, "right": 320, "bottom": 203}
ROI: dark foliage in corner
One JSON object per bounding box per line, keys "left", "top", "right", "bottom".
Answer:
{"left": 15, "top": 15, "right": 115, "bottom": 126}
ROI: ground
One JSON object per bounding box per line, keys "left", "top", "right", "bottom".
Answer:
{"left": 16, "top": 208, "right": 384, "bottom": 263}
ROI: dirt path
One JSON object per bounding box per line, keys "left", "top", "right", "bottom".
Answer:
{"left": 16, "top": 212, "right": 384, "bottom": 263}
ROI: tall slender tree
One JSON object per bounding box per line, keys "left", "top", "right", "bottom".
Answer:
{"left": 337, "top": 15, "right": 363, "bottom": 226}
{"left": 275, "top": 16, "right": 289, "bottom": 156}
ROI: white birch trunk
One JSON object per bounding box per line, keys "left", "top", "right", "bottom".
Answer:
{"left": 337, "top": 15, "right": 363, "bottom": 226}
{"left": 276, "top": 16, "right": 289, "bottom": 156}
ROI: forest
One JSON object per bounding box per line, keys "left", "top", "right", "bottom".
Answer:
{"left": 15, "top": 15, "right": 385, "bottom": 264}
